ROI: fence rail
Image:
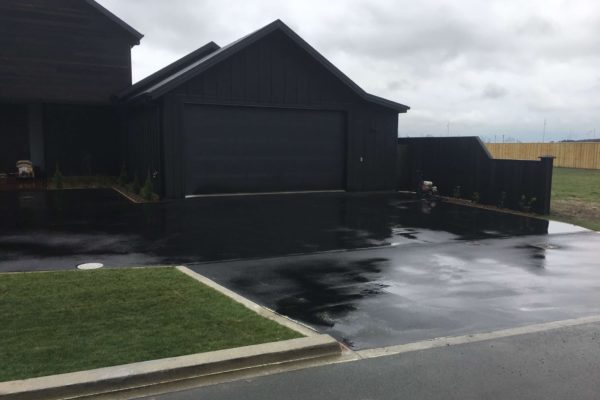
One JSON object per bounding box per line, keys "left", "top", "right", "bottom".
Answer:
{"left": 486, "top": 142, "right": 600, "bottom": 170}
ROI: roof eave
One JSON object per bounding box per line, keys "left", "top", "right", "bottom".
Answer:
{"left": 84, "top": 0, "right": 144, "bottom": 45}
{"left": 365, "top": 94, "right": 410, "bottom": 113}
{"left": 117, "top": 41, "right": 221, "bottom": 101}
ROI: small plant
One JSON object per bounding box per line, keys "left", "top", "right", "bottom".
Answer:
{"left": 498, "top": 191, "right": 507, "bottom": 208}
{"left": 452, "top": 185, "right": 461, "bottom": 198}
{"left": 52, "top": 163, "right": 64, "bottom": 189}
{"left": 130, "top": 173, "right": 141, "bottom": 194}
{"left": 140, "top": 171, "right": 154, "bottom": 201}
{"left": 518, "top": 195, "right": 537, "bottom": 212}
{"left": 528, "top": 197, "right": 537, "bottom": 210}
{"left": 518, "top": 195, "right": 527, "bottom": 210}
{"left": 118, "top": 163, "right": 128, "bottom": 186}
{"left": 472, "top": 192, "right": 480, "bottom": 203}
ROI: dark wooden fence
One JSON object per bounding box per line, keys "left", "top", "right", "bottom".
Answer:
{"left": 397, "top": 137, "right": 554, "bottom": 214}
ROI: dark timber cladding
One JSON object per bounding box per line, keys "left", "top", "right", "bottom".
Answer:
{"left": 397, "top": 137, "right": 555, "bottom": 214}
{"left": 0, "top": 0, "right": 142, "bottom": 177}
{"left": 120, "top": 20, "right": 409, "bottom": 198}
{"left": 0, "top": 0, "right": 142, "bottom": 103}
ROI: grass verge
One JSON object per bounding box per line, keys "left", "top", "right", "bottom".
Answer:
{"left": 0, "top": 267, "right": 302, "bottom": 382}
{"left": 551, "top": 167, "right": 600, "bottom": 230}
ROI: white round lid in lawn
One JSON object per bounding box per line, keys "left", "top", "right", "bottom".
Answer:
{"left": 77, "top": 263, "right": 104, "bottom": 270}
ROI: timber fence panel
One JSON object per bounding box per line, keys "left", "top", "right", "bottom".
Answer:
{"left": 486, "top": 143, "right": 600, "bottom": 169}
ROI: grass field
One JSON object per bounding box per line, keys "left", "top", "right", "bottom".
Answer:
{"left": 551, "top": 167, "right": 600, "bottom": 230}
{"left": 0, "top": 267, "right": 302, "bottom": 382}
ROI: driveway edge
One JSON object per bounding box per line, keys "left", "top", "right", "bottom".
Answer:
{"left": 175, "top": 265, "right": 318, "bottom": 337}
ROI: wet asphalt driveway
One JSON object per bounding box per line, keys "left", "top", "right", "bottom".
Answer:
{"left": 1, "top": 188, "right": 599, "bottom": 350}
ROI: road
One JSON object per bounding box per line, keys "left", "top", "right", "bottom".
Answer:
{"left": 142, "top": 320, "right": 600, "bottom": 400}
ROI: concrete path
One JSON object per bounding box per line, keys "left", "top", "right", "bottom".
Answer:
{"left": 141, "top": 319, "right": 600, "bottom": 400}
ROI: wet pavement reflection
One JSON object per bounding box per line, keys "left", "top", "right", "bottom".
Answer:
{"left": 0, "top": 189, "right": 582, "bottom": 271}
{"left": 2, "top": 188, "right": 597, "bottom": 349}
{"left": 193, "top": 231, "right": 600, "bottom": 349}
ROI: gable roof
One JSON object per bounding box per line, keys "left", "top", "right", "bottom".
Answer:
{"left": 116, "top": 41, "right": 220, "bottom": 100}
{"left": 84, "top": 0, "right": 143, "bottom": 45}
{"left": 119, "top": 20, "right": 409, "bottom": 112}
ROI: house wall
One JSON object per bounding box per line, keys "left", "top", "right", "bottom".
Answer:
{"left": 43, "top": 104, "right": 121, "bottom": 176}
{"left": 0, "top": 104, "right": 29, "bottom": 173}
{"left": 158, "top": 30, "right": 399, "bottom": 198}
{"left": 0, "top": 0, "right": 135, "bottom": 104}
{"left": 121, "top": 104, "right": 163, "bottom": 192}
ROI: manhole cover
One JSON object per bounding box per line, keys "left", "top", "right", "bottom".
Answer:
{"left": 77, "top": 263, "right": 104, "bottom": 270}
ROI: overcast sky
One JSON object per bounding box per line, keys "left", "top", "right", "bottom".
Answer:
{"left": 99, "top": 0, "right": 600, "bottom": 142}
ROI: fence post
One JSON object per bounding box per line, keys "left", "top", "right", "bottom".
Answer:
{"left": 538, "top": 156, "right": 555, "bottom": 215}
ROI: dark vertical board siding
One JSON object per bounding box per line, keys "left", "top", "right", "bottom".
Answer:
{"left": 43, "top": 104, "right": 120, "bottom": 175}
{"left": 178, "top": 30, "right": 357, "bottom": 107}
{"left": 162, "top": 95, "right": 185, "bottom": 198}
{"left": 0, "top": 0, "right": 136, "bottom": 103}
{"left": 258, "top": 41, "right": 272, "bottom": 102}
{"left": 136, "top": 30, "right": 400, "bottom": 197}
{"left": 231, "top": 53, "right": 245, "bottom": 100}
{"left": 217, "top": 60, "right": 232, "bottom": 100}
{"left": 123, "top": 104, "right": 162, "bottom": 192}
{"left": 245, "top": 47, "right": 260, "bottom": 101}
{"left": 203, "top": 68, "right": 218, "bottom": 98}
{"left": 0, "top": 104, "right": 29, "bottom": 172}
{"left": 397, "top": 137, "right": 554, "bottom": 214}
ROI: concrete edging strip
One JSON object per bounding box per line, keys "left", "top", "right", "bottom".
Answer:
{"left": 357, "top": 314, "right": 600, "bottom": 360}
{"left": 0, "top": 266, "right": 340, "bottom": 399}
{"left": 0, "top": 335, "right": 340, "bottom": 400}
{"left": 176, "top": 265, "right": 318, "bottom": 337}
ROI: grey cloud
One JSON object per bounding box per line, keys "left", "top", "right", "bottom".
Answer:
{"left": 482, "top": 84, "right": 508, "bottom": 99}
{"left": 515, "top": 16, "right": 557, "bottom": 36}
{"left": 98, "top": 0, "right": 600, "bottom": 141}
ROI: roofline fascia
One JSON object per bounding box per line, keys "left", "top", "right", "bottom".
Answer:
{"left": 84, "top": 0, "right": 144, "bottom": 45}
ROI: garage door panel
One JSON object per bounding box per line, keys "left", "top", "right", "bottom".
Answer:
{"left": 183, "top": 105, "right": 346, "bottom": 194}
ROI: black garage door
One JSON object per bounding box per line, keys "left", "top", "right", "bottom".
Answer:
{"left": 183, "top": 105, "right": 346, "bottom": 195}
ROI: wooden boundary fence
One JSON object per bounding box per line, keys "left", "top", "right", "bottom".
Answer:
{"left": 398, "top": 137, "right": 554, "bottom": 214}
{"left": 486, "top": 142, "right": 600, "bottom": 170}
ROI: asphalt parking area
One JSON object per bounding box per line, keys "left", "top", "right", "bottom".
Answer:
{"left": 191, "top": 228, "right": 599, "bottom": 349}
{"left": 0, "top": 188, "right": 573, "bottom": 272}
{"left": 2, "top": 188, "right": 598, "bottom": 350}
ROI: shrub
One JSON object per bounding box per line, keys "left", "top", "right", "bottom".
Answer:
{"left": 118, "top": 163, "right": 128, "bottom": 186}
{"left": 52, "top": 163, "right": 64, "bottom": 189}
{"left": 452, "top": 185, "right": 461, "bottom": 198}
{"left": 498, "top": 191, "right": 507, "bottom": 208}
{"left": 518, "top": 195, "right": 527, "bottom": 210}
{"left": 140, "top": 171, "right": 154, "bottom": 201}
{"left": 130, "top": 174, "right": 141, "bottom": 194}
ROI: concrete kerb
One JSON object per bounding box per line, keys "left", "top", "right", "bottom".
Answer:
{"left": 175, "top": 266, "right": 318, "bottom": 337}
{"left": 0, "top": 266, "right": 341, "bottom": 400}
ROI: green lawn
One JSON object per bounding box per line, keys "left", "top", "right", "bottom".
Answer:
{"left": 551, "top": 167, "right": 600, "bottom": 230}
{"left": 0, "top": 267, "right": 302, "bottom": 382}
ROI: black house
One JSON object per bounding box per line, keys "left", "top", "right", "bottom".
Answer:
{"left": 0, "top": 0, "right": 142, "bottom": 176}
{"left": 1, "top": 2, "right": 409, "bottom": 197}
{"left": 119, "top": 20, "right": 409, "bottom": 198}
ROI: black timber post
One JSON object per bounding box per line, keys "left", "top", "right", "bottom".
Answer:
{"left": 538, "top": 156, "right": 555, "bottom": 215}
